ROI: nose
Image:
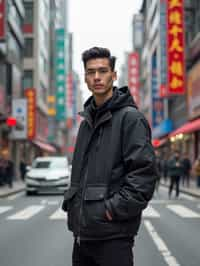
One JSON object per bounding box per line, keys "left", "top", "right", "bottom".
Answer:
{"left": 94, "top": 71, "right": 100, "bottom": 80}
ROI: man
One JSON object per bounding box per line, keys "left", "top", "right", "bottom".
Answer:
{"left": 168, "top": 151, "right": 183, "bottom": 199}
{"left": 62, "top": 47, "right": 157, "bottom": 266}
{"left": 181, "top": 153, "right": 191, "bottom": 187}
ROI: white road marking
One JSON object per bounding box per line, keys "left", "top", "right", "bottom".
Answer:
{"left": 49, "top": 208, "right": 66, "bottom": 220}
{"left": 143, "top": 205, "right": 160, "bottom": 218}
{"left": 7, "top": 192, "right": 25, "bottom": 201}
{"left": 144, "top": 220, "right": 180, "bottom": 266}
{"left": 47, "top": 200, "right": 59, "bottom": 206}
{"left": 150, "top": 199, "right": 172, "bottom": 204}
{"left": 7, "top": 205, "right": 44, "bottom": 220}
{"left": 167, "top": 205, "right": 200, "bottom": 218}
{"left": 179, "top": 193, "right": 195, "bottom": 201}
{"left": 41, "top": 200, "right": 47, "bottom": 205}
{"left": 0, "top": 206, "right": 13, "bottom": 215}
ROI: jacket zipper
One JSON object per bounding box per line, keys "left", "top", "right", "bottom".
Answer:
{"left": 76, "top": 115, "right": 111, "bottom": 245}
{"left": 77, "top": 166, "right": 89, "bottom": 245}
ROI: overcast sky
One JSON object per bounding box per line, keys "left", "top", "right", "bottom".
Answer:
{"left": 68, "top": 0, "right": 142, "bottom": 101}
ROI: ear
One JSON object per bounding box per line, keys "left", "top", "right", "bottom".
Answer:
{"left": 113, "top": 71, "right": 117, "bottom": 81}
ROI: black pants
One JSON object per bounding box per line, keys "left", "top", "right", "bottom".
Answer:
{"left": 72, "top": 237, "right": 134, "bottom": 266}
{"left": 169, "top": 176, "right": 180, "bottom": 197}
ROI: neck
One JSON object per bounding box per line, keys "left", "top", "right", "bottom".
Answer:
{"left": 94, "top": 89, "right": 113, "bottom": 107}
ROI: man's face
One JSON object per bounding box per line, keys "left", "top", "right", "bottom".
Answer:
{"left": 84, "top": 58, "right": 117, "bottom": 99}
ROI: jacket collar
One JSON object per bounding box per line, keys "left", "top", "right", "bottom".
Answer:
{"left": 79, "top": 110, "right": 112, "bottom": 129}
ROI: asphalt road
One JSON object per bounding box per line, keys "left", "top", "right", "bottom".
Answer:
{"left": 0, "top": 186, "right": 200, "bottom": 266}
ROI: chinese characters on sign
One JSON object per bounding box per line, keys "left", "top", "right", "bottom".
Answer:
{"left": 25, "top": 88, "right": 36, "bottom": 140}
{"left": 55, "top": 28, "right": 66, "bottom": 121}
{"left": 128, "top": 52, "right": 140, "bottom": 107}
{"left": 0, "top": 0, "right": 5, "bottom": 39}
{"left": 159, "top": 0, "right": 168, "bottom": 97}
{"left": 166, "top": 0, "right": 185, "bottom": 95}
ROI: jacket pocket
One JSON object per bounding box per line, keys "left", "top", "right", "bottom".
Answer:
{"left": 83, "top": 186, "right": 108, "bottom": 224}
{"left": 62, "top": 186, "right": 78, "bottom": 212}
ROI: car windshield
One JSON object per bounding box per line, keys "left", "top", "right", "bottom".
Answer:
{"left": 32, "top": 160, "right": 67, "bottom": 169}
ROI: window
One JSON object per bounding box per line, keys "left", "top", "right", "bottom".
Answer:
{"left": 23, "top": 70, "right": 33, "bottom": 89}
{"left": 24, "top": 38, "right": 33, "bottom": 57}
{"left": 24, "top": 2, "right": 34, "bottom": 24}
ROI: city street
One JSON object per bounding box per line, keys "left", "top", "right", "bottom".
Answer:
{"left": 0, "top": 187, "right": 200, "bottom": 266}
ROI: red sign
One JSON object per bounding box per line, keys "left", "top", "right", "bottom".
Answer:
{"left": 25, "top": 88, "right": 36, "bottom": 140}
{"left": 128, "top": 52, "right": 140, "bottom": 107}
{"left": 0, "top": 0, "right": 5, "bottom": 39}
{"left": 166, "top": 0, "right": 185, "bottom": 95}
{"left": 6, "top": 117, "right": 17, "bottom": 127}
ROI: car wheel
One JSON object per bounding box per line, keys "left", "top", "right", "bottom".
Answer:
{"left": 26, "top": 191, "right": 36, "bottom": 196}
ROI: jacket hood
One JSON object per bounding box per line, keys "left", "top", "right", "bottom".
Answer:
{"left": 83, "top": 86, "right": 137, "bottom": 115}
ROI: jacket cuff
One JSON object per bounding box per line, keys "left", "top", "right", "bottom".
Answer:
{"left": 105, "top": 199, "right": 115, "bottom": 219}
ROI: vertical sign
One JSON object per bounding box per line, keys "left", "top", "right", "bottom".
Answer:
{"left": 55, "top": 28, "right": 66, "bottom": 121}
{"left": 11, "top": 99, "right": 27, "bottom": 139}
{"left": 167, "top": 0, "right": 185, "bottom": 95}
{"left": 25, "top": 88, "right": 36, "bottom": 140}
{"left": 0, "top": 0, "right": 5, "bottom": 39}
{"left": 151, "top": 52, "right": 164, "bottom": 128}
{"left": 66, "top": 73, "right": 73, "bottom": 129}
{"left": 128, "top": 52, "right": 140, "bottom": 107}
{"left": 159, "top": 0, "right": 168, "bottom": 97}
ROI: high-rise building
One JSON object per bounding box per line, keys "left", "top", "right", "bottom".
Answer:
{"left": 0, "top": 0, "right": 25, "bottom": 177}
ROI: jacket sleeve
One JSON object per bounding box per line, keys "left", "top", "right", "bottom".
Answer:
{"left": 105, "top": 110, "right": 157, "bottom": 220}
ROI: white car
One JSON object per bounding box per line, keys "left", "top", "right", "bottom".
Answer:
{"left": 25, "top": 156, "right": 70, "bottom": 195}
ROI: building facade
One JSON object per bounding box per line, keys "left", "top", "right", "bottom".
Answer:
{"left": 0, "top": 0, "right": 25, "bottom": 177}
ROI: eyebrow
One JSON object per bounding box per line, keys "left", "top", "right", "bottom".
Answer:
{"left": 86, "top": 67, "right": 110, "bottom": 71}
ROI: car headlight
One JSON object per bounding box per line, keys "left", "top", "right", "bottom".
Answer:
{"left": 25, "top": 177, "right": 40, "bottom": 185}
{"left": 60, "top": 176, "right": 69, "bottom": 179}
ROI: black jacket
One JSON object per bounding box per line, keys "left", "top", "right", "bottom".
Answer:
{"left": 62, "top": 87, "right": 157, "bottom": 240}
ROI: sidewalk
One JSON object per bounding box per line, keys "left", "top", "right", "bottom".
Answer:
{"left": 161, "top": 178, "right": 200, "bottom": 198}
{"left": 0, "top": 179, "right": 25, "bottom": 198}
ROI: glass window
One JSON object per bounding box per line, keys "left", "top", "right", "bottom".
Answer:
{"left": 24, "top": 38, "right": 33, "bottom": 57}
{"left": 33, "top": 161, "right": 50, "bottom": 169}
{"left": 24, "top": 2, "right": 34, "bottom": 24}
{"left": 23, "top": 70, "right": 33, "bottom": 89}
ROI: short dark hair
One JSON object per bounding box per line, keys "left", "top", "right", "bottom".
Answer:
{"left": 82, "top": 47, "right": 116, "bottom": 71}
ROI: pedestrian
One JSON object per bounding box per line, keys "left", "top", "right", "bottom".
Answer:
{"left": 168, "top": 151, "right": 183, "bottom": 199}
{"left": 163, "top": 155, "right": 169, "bottom": 183}
{"left": 193, "top": 156, "right": 200, "bottom": 187}
{"left": 62, "top": 47, "right": 157, "bottom": 266}
{"left": 181, "top": 153, "right": 191, "bottom": 187}
{"left": 20, "top": 159, "right": 27, "bottom": 181}
{"left": 155, "top": 150, "right": 162, "bottom": 193}
{"left": 5, "top": 158, "right": 14, "bottom": 188}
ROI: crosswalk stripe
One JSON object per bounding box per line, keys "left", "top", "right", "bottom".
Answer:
{"left": 167, "top": 205, "right": 200, "bottom": 218}
{"left": 143, "top": 205, "right": 160, "bottom": 218}
{"left": 0, "top": 206, "right": 13, "bottom": 215}
{"left": 49, "top": 208, "right": 66, "bottom": 220}
{"left": 7, "top": 205, "right": 45, "bottom": 220}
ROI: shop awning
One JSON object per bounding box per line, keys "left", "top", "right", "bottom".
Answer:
{"left": 170, "top": 118, "right": 200, "bottom": 137}
{"left": 32, "top": 140, "right": 56, "bottom": 153}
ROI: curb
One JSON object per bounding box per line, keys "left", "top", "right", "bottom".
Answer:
{"left": 0, "top": 187, "right": 25, "bottom": 198}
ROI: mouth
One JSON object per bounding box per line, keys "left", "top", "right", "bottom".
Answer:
{"left": 94, "top": 84, "right": 104, "bottom": 89}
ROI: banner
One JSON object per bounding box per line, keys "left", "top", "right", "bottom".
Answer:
{"left": 151, "top": 52, "right": 164, "bottom": 129}
{"left": 159, "top": 0, "right": 168, "bottom": 97}
{"left": 25, "top": 88, "right": 36, "bottom": 140}
{"left": 128, "top": 52, "right": 140, "bottom": 107}
{"left": 0, "top": 0, "right": 5, "bottom": 39}
{"left": 11, "top": 99, "right": 27, "bottom": 139}
{"left": 55, "top": 28, "right": 66, "bottom": 121}
{"left": 166, "top": 0, "right": 185, "bottom": 95}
